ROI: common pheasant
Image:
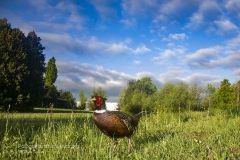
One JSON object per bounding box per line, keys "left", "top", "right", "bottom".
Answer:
{"left": 92, "top": 95, "right": 144, "bottom": 152}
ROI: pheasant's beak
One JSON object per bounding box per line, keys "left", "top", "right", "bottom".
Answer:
{"left": 91, "top": 97, "right": 97, "bottom": 102}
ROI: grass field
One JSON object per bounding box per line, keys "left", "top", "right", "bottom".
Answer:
{"left": 1, "top": 108, "right": 240, "bottom": 159}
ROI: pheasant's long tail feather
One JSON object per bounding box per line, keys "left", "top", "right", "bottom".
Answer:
{"left": 134, "top": 111, "right": 146, "bottom": 119}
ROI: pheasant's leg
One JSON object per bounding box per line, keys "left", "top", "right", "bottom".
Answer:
{"left": 128, "top": 138, "right": 132, "bottom": 152}
{"left": 113, "top": 138, "right": 118, "bottom": 151}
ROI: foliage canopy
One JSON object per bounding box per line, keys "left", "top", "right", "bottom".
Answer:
{"left": 0, "top": 18, "right": 45, "bottom": 111}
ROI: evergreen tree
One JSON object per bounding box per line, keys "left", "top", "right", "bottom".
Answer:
{"left": 24, "top": 31, "right": 45, "bottom": 109}
{"left": 0, "top": 18, "right": 45, "bottom": 111}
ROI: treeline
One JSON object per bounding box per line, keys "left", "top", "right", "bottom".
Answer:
{"left": 119, "top": 77, "right": 240, "bottom": 114}
{"left": 0, "top": 18, "right": 76, "bottom": 111}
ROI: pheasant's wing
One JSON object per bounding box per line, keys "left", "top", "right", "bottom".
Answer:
{"left": 113, "top": 112, "right": 135, "bottom": 133}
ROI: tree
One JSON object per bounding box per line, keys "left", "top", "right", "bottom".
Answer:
{"left": 119, "top": 77, "right": 157, "bottom": 114}
{"left": 79, "top": 90, "right": 87, "bottom": 110}
{"left": 214, "top": 79, "right": 234, "bottom": 109}
{"left": 59, "top": 90, "right": 77, "bottom": 109}
{"left": 234, "top": 81, "right": 240, "bottom": 111}
{"left": 25, "top": 31, "right": 46, "bottom": 109}
{"left": 137, "top": 77, "right": 157, "bottom": 95}
{"left": 158, "top": 82, "right": 204, "bottom": 112}
{"left": 0, "top": 18, "right": 45, "bottom": 111}
{"left": 44, "top": 57, "right": 57, "bottom": 86}
{"left": 188, "top": 84, "right": 204, "bottom": 110}
{"left": 202, "top": 83, "right": 216, "bottom": 110}
{"left": 43, "top": 57, "right": 58, "bottom": 106}
{"left": 0, "top": 20, "right": 28, "bottom": 111}
{"left": 158, "top": 83, "right": 176, "bottom": 111}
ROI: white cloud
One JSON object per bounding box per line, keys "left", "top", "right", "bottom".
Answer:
{"left": 186, "top": 1, "right": 222, "bottom": 30}
{"left": 214, "top": 19, "right": 238, "bottom": 31}
{"left": 120, "top": 18, "right": 137, "bottom": 28}
{"left": 182, "top": 73, "right": 221, "bottom": 86}
{"left": 133, "top": 44, "right": 151, "bottom": 54}
{"left": 185, "top": 46, "right": 222, "bottom": 68}
{"left": 152, "top": 46, "right": 186, "bottom": 62}
{"left": 212, "top": 19, "right": 239, "bottom": 35}
{"left": 158, "top": 68, "right": 221, "bottom": 86}
{"left": 162, "top": 33, "right": 189, "bottom": 41}
{"left": 167, "top": 43, "right": 175, "bottom": 47}
{"left": 105, "top": 43, "right": 151, "bottom": 54}
{"left": 39, "top": 33, "right": 107, "bottom": 54}
{"left": 136, "top": 72, "right": 154, "bottom": 78}
{"left": 88, "top": 0, "right": 117, "bottom": 19}
{"left": 158, "top": 68, "right": 189, "bottom": 84}
{"left": 226, "top": 35, "right": 240, "bottom": 49}
{"left": 153, "top": 49, "right": 176, "bottom": 60}
{"left": 133, "top": 60, "right": 141, "bottom": 64}
{"left": 225, "top": 0, "right": 240, "bottom": 18}
{"left": 105, "top": 43, "right": 132, "bottom": 54}
{"left": 121, "top": 0, "right": 157, "bottom": 16}
{"left": 56, "top": 61, "right": 135, "bottom": 102}
{"left": 209, "top": 50, "right": 240, "bottom": 69}
{"left": 186, "top": 11, "right": 204, "bottom": 29}
{"left": 169, "top": 33, "right": 188, "bottom": 40}
{"left": 233, "top": 69, "right": 240, "bottom": 76}
{"left": 39, "top": 32, "right": 151, "bottom": 56}
{"left": 185, "top": 40, "right": 240, "bottom": 69}
{"left": 28, "top": 0, "right": 51, "bottom": 11}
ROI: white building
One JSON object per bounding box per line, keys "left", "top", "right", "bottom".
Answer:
{"left": 76, "top": 101, "right": 119, "bottom": 111}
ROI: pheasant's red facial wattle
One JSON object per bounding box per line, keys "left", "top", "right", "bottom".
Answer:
{"left": 95, "top": 96, "right": 103, "bottom": 107}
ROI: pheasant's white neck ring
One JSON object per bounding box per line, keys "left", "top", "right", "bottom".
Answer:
{"left": 94, "top": 110, "right": 106, "bottom": 113}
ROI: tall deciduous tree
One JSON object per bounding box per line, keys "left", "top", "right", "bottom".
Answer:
{"left": 119, "top": 77, "right": 157, "bottom": 114}
{"left": 234, "top": 81, "right": 240, "bottom": 111}
{"left": 44, "top": 57, "right": 57, "bottom": 86}
{"left": 79, "top": 90, "right": 87, "bottom": 110}
{"left": 158, "top": 83, "right": 176, "bottom": 111}
{"left": 215, "top": 79, "right": 234, "bottom": 109}
{"left": 188, "top": 84, "right": 204, "bottom": 110}
{"left": 202, "top": 83, "right": 216, "bottom": 110}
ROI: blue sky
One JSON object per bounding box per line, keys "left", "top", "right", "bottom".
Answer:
{"left": 1, "top": 0, "right": 240, "bottom": 102}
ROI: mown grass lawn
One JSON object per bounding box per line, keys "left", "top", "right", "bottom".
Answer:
{"left": 1, "top": 109, "right": 240, "bottom": 159}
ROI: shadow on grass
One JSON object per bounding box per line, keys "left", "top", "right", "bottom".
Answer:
{"left": 136, "top": 129, "right": 176, "bottom": 145}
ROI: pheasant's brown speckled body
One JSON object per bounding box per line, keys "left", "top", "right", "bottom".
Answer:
{"left": 93, "top": 111, "right": 143, "bottom": 138}
{"left": 91, "top": 95, "right": 144, "bottom": 151}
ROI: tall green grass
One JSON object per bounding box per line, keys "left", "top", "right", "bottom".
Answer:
{"left": 1, "top": 110, "right": 240, "bottom": 159}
